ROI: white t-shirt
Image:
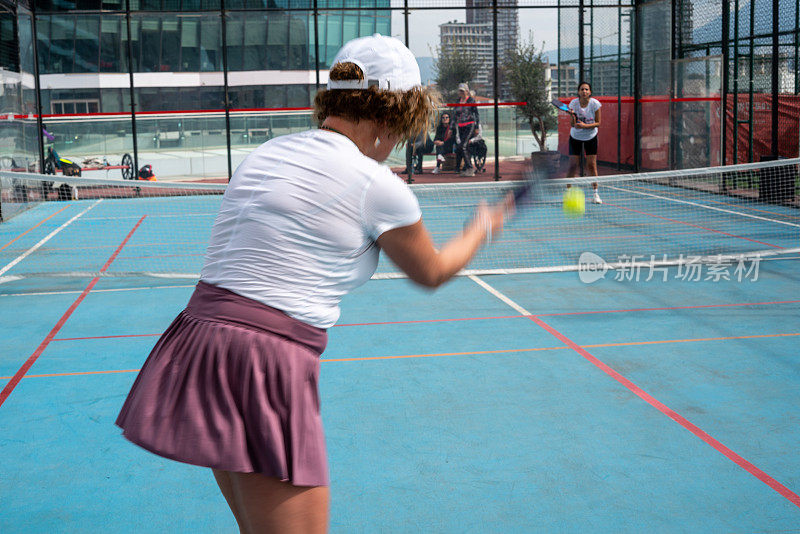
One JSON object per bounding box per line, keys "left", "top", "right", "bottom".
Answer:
{"left": 200, "top": 129, "right": 422, "bottom": 328}
{"left": 569, "top": 98, "right": 602, "bottom": 141}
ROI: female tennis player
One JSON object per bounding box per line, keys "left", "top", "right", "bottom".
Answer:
{"left": 116, "top": 35, "right": 512, "bottom": 533}
{"left": 567, "top": 81, "right": 603, "bottom": 203}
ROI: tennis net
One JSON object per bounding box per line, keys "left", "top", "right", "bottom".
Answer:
{"left": 1, "top": 158, "right": 798, "bottom": 284}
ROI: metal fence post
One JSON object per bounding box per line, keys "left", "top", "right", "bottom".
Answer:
{"left": 633, "top": 0, "right": 642, "bottom": 171}
{"left": 493, "top": 0, "right": 500, "bottom": 180}
{"left": 221, "top": 0, "right": 232, "bottom": 181}
{"left": 125, "top": 0, "right": 139, "bottom": 180}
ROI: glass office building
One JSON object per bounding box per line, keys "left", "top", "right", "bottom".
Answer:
{"left": 0, "top": 0, "right": 390, "bottom": 179}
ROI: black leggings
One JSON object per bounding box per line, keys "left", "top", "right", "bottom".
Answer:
{"left": 568, "top": 135, "right": 598, "bottom": 156}
{"left": 455, "top": 124, "right": 476, "bottom": 170}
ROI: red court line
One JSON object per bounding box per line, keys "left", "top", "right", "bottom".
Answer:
{"left": 639, "top": 96, "right": 720, "bottom": 103}
{"left": 0, "top": 215, "right": 146, "bottom": 409}
{"left": 528, "top": 315, "right": 800, "bottom": 509}
{"left": 2, "top": 102, "right": 530, "bottom": 120}
{"left": 606, "top": 202, "right": 783, "bottom": 249}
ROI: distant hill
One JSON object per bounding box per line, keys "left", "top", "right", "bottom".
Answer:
{"left": 692, "top": 1, "right": 773, "bottom": 44}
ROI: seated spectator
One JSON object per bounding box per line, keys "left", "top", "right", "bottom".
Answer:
{"left": 402, "top": 129, "right": 434, "bottom": 175}
{"left": 432, "top": 112, "right": 455, "bottom": 174}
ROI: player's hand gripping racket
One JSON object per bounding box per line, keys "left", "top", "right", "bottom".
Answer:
{"left": 551, "top": 98, "right": 584, "bottom": 124}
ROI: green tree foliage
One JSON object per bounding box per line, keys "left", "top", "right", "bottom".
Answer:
{"left": 503, "top": 37, "right": 559, "bottom": 152}
{"left": 433, "top": 46, "right": 481, "bottom": 102}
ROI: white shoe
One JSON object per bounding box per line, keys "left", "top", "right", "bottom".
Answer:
{"left": 593, "top": 191, "right": 602, "bottom": 204}
{"left": 437, "top": 154, "right": 445, "bottom": 163}
{"left": 432, "top": 167, "right": 440, "bottom": 174}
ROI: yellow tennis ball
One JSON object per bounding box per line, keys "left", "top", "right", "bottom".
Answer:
{"left": 563, "top": 187, "right": 585, "bottom": 217}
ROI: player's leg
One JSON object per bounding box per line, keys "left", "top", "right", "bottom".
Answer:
{"left": 433, "top": 145, "right": 443, "bottom": 173}
{"left": 585, "top": 155, "right": 598, "bottom": 176}
{"left": 461, "top": 125, "right": 475, "bottom": 175}
{"left": 566, "top": 156, "right": 581, "bottom": 178}
{"left": 213, "top": 469, "right": 246, "bottom": 529}
{"left": 584, "top": 137, "right": 598, "bottom": 176}
{"left": 461, "top": 141, "right": 475, "bottom": 176}
{"left": 454, "top": 140, "right": 464, "bottom": 172}
{"left": 584, "top": 137, "right": 602, "bottom": 203}
{"left": 566, "top": 136, "right": 581, "bottom": 178}
{"left": 591, "top": 179, "right": 602, "bottom": 204}
{"left": 402, "top": 143, "right": 413, "bottom": 174}
{"left": 225, "top": 471, "right": 329, "bottom": 534}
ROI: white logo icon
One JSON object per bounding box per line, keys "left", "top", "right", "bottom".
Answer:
{"left": 578, "top": 252, "right": 609, "bottom": 284}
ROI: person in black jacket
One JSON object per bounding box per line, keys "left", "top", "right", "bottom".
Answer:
{"left": 432, "top": 112, "right": 455, "bottom": 174}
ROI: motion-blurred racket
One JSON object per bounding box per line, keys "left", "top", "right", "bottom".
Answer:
{"left": 550, "top": 99, "right": 571, "bottom": 113}
{"left": 508, "top": 100, "right": 573, "bottom": 206}
{"left": 512, "top": 153, "right": 562, "bottom": 206}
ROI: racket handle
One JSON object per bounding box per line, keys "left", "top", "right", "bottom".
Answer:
{"left": 514, "top": 183, "right": 532, "bottom": 202}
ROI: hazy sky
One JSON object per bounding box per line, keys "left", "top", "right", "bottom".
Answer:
{"left": 392, "top": 8, "right": 560, "bottom": 60}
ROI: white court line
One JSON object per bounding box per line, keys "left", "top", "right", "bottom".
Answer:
{"left": 0, "top": 283, "right": 195, "bottom": 298}
{"left": 369, "top": 250, "right": 800, "bottom": 280}
{"left": 82, "top": 212, "right": 214, "bottom": 221}
{"left": 468, "top": 274, "right": 532, "bottom": 315}
{"left": 0, "top": 200, "right": 103, "bottom": 277}
{"left": 607, "top": 185, "right": 800, "bottom": 228}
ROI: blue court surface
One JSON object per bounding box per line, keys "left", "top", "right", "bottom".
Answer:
{"left": 1, "top": 177, "right": 799, "bottom": 532}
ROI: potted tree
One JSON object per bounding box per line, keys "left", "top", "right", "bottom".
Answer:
{"left": 504, "top": 36, "right": 560, "bottom": 172}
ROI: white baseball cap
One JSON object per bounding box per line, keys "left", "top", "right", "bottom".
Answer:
{"left": 327, "top": 34, "right": 421, "bottom": 91}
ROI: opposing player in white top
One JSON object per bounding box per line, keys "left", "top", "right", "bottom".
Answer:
{"left": 567, "top": 81, "right": 603, "bottom": 204}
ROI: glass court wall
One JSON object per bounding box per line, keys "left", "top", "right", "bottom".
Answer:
{"left": 0, "top": 0, "right": 798, "bottom": 182}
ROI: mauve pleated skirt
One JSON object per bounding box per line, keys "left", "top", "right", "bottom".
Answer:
{"left": 116, "top": 281, "right": 329, "bottom": 486}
